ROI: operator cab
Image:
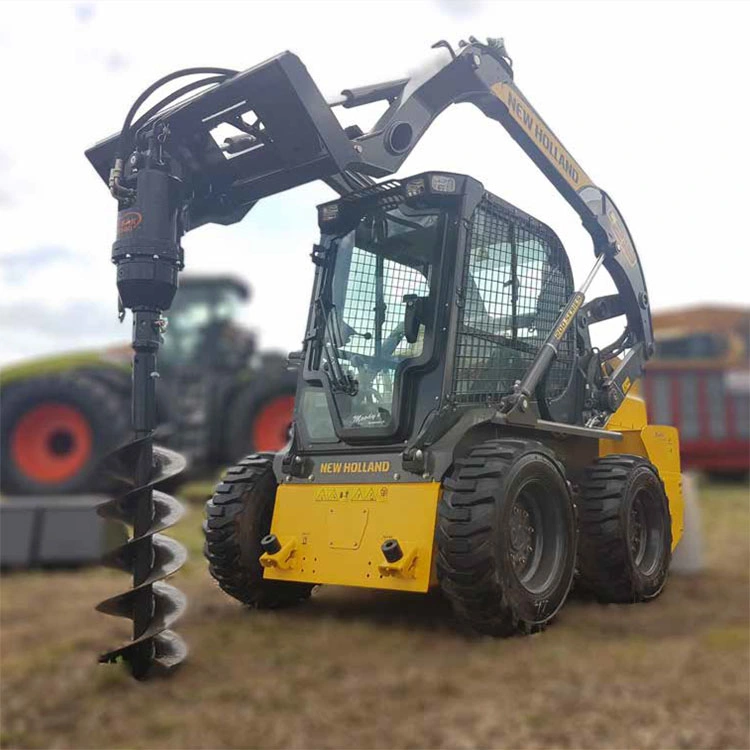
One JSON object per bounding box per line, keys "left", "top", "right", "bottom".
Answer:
{"left": 159, "top": 276, "right": 253, "bottom": 370}
{"left": 295, "top": 172, "right": 580, "bottom": 452}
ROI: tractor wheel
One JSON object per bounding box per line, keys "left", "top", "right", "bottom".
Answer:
{"left": 0, "top": 374, "right": 128, "bottom": 495}
{"left": 576, "top": 455, "right": 672, "bottom": 603}
{"left": 204, "top": 454, "right": 313, "bottom": 608}
{"left": 225, "top": 375, "right": 296, "bottom": 459}
{"left": 437, "top": 438, "right": 577, "bottom": 636}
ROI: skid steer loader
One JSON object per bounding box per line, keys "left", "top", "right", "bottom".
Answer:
{"left": 87, "top": 36, "right": 682, "bottom": 677}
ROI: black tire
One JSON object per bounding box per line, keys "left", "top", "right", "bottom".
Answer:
{"left": 437, "top": 438, "right": 577, "bottom": 636}
{"left": 576, "top": 454, "right": 672, "bottom": 603}
{"left": 0, "top": 374, "right": 129, "bottom": 496}
{"left": 224, "top": 368, "right": 297, "bottom": 461}
{"left": 204, "top": 454, "right": 313, "bottom": 608}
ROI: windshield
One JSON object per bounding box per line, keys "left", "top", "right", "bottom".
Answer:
{"left": 311, "top": 206, "right": 442, "bottom": 433}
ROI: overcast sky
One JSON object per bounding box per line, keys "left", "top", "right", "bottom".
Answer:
{"left": 0, "top": 0, "right": 748, "bottom": 365}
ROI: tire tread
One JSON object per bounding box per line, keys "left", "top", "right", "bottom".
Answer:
{"left": 576, "top": 454, "right": 672, "bottom": 603}
{"left": 204, "top": 454, "right": 312, "bottom": 608}
{"left": 437, "top": 438, "right": 574, "bottom": 636}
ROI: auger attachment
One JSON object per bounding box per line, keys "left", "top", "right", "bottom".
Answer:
{"left": 96, "top": 124, "right": 188, "bottom": 679}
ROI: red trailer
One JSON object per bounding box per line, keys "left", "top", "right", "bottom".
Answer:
{"left": 644, "top": 306, "right": 749, "bottom": 475}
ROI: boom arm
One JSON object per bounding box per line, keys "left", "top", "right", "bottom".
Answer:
{"left": 86, "top": 36, "right": 653, "bottom": 392}
{"left": 343, "top": 40, "right": 653, "bottom": 363}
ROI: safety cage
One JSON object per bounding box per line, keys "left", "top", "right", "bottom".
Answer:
{"left": 451, "top": 194, "right": 576, "bottom": 407}
{"left": 298, "top": 173, "right": 579, "bottom": 449}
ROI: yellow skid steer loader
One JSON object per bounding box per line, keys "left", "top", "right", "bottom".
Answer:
{"left": 87, "top": 36, "right": 681, "bottom": 677}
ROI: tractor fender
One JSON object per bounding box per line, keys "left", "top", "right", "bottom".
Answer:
{"left": 1, "top": 351, "right": 129, "bottom": 389}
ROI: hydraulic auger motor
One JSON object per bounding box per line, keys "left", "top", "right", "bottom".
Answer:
{"left": 96, "top": 115, "right": 189, "bottom": 678}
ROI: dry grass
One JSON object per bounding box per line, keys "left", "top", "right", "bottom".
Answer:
{"left": 1, "top": 480, "right": 748, "bottom": 749}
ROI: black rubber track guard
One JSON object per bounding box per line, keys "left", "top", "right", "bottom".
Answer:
{"left": 437, "top": 438, "right": 577, "bottom": 636}
{"left": 203, "top": 454, "right": 312, "bottom": 608}
{"left": 576, "top": 454, "right": 672, "bottom": 603}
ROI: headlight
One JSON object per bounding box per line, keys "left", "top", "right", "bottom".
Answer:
{"left": 430, "top": 174, "right": 456, "bottom": 193}
{"left": 320, "top": 203, "right": 339, "bottom": 222}
{"left": 405, "top": 178, "right": 425, "bottom": 198}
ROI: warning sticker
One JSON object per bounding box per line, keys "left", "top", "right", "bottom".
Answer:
{"left": 314, "top": 485, "right": 387, "bottom": 503}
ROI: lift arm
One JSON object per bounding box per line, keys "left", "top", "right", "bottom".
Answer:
{"left": 86, "top": 36, "right": 653, "bottom": 395}
{"left": 339, "top": 39, "right": 653, "bottom": 366}
{"left": 345, "top": 37, "right": 654, "bottom": 413}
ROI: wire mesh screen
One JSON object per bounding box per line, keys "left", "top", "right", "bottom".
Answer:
{"left": 452, "top": 197, "right": 575, "bottom": 404}
{"left": 330, "top": 246, "right": 429, "bottom": 414}
{"left": 341, "top": 247, "right": 429, "bottom": 359}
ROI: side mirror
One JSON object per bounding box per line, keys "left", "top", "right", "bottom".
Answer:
{"left": 403, "top": 294, "right": 429, "bottom": 344}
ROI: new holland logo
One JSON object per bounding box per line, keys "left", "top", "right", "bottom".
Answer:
{"left": 491, "top": 82, "right": 592, "bottom": 193}
{"left": 319, "top": 460, "right": 391, "bottom": 475}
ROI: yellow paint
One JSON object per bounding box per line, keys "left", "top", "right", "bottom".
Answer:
{"left": 327, "top": 503, "right": 369, "bottom": 549}
{"left": 263, "top": 482, "right": 441, "bottom": 592}
{"left": 378, "top": 546, "right": 418, "bottom": 579}
{"left": 606, "top": 208, "right": 638, "bottom": 268}
{"left": 259, "top": 537, "right": 298, "bottom": 571}
{"left": 599, "top": 384, "right": 684, "bottom": 548}
{"left": 490, "top": 81, "right": 593, "bottom": 192}
{"left": 553, "top": 293, "right": 584, "bottom": 340}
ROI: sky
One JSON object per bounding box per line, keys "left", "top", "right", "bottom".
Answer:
{"left": 0, "top": 0, "right": 748, "bottom": 365}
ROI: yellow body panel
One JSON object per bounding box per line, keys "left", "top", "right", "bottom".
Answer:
{"left": 598, "top": 385, "right": 684, "bottom": 549}
{"left": 262, "top": 482, "right": 441, "bottom": 592}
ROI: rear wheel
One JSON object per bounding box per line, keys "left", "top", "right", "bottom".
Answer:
{"left": 437, "top": 438, "right": 577, "bottom": 636}
{"left": 0, "top": 374, "right": 128, "bottom": 495}
{"left": 204, "top": 454, "right": 313, "bottom": 608}
{"left": 576, "top": 455, "right": 672, "bottom": 602}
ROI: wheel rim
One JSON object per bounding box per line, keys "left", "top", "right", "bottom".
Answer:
{"left": 630, "top": 488, "right": 665, "bottom": 576}
{"left": 630, "top": 494, "right": 648, "bottom": 566}
{"left": 251, "top": 395, "right": 295, "bottom": 452}
{"left": 508, "top": 480, "right": 564, "bottom": 595}
{"left": 10, "top": 403, "right": 93, "bottom": 484}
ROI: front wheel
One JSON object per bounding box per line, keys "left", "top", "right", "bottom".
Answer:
{"left": 204, "top": 454, "right": 313, "bottom": 608}
{"left": 437, "top": 438, "right": 577, "bottom": 636}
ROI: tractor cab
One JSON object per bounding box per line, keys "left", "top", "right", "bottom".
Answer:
{"left": 295, "top": 172, "right": 578, "bottom": 453}
{"left": 159, "top": 276, "right": 254, "bottom": 371}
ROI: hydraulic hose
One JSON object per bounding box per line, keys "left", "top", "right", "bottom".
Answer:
{"left": 116, "top": 66, "right": 238, "bottom": 160}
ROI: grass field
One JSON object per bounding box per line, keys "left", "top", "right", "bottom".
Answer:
{"left": 1, "top": 480, "right": 748, "bottom": 749}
